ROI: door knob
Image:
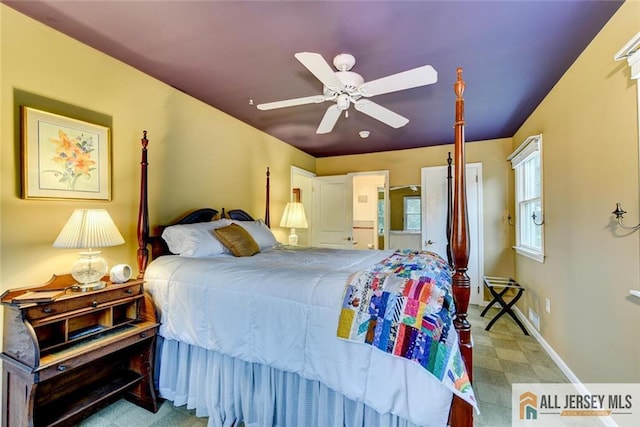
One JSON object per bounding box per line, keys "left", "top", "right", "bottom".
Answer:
{"left": 426, "top": 240, "right": 436, "bottom": 245}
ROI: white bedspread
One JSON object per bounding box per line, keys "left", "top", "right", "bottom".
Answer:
{"left": 144, "top": 246, "right": 454, "bottom": 426}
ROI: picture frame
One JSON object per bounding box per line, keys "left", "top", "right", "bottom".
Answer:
{"left": 21, "top": 107, "right": 111, "bottom": 200}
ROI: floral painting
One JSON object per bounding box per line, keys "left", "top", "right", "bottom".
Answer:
{"left": 21, "top": 107, "right": 111, "bottom": 200}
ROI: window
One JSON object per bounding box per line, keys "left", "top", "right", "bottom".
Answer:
{"left": 509, "top": 134, "right": 544, "bottom": 262}
{"left": 403, "top": 196, "right": 421, "bottom": 231}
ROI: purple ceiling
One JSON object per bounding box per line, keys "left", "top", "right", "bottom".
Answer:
{"left": 4, "top": 1, "right": 623, "bottom": 157}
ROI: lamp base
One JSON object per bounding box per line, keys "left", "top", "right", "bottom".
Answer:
{"left": 71, "top": 281, "right": 107, "bottom": 292}
{"left": 288, "top": 228, "right": 299, "bottom": 246}
{"left": 70, "top": 250, "right": 109, "bottom": 291}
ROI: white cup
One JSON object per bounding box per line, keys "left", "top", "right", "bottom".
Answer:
{"left": 110, "top": 264, "right": 132, "bottom": 284}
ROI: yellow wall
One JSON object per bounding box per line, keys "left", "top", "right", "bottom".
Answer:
{"left": 0, "top": 6, "right": 315, "bottom": 289}
{"left": 317, "top": 138, "right": 515, "bottom": 280}
{"left": 512, "top": 1, "right": 640, "bottom": 382}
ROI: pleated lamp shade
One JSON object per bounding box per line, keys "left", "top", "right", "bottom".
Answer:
{"left": 53, "top": 209, "right": 125, "bottom": 290}
{"left": 280, "top": 202, "right": 307, "bottom": 246}
{"left": 53, "top": 209, "right": 125, "bottom": 249}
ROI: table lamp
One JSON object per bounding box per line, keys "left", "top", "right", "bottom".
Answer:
{"left": 53, "top": 209, "right": 125, "bottom": 291}
{"left": 279, "top": 202, "right": 308, "bottom": 246}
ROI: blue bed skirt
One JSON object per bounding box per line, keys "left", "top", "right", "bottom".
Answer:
{"left": 156, "top": 337, "right": 430, "bottom": 427}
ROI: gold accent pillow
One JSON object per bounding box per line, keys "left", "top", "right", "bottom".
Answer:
{"left": 214, "top": 223, "right": 260, "bottom": 257}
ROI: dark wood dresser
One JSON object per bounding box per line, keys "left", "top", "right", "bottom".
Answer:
{"left": 1, "top": 274, "right": 159, "bottom": 426}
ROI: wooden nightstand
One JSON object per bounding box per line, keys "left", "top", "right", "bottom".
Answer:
{"left": 0, "top": 274, "right": 159, "bottom": 427}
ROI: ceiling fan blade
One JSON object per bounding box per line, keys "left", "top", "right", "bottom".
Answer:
{"left": 354, "top": 99, "right": 409, "bottom": 128}
{"left": 358, "top": 65, "right": 438, "bottom": 97}
{"left": 316, "top": 104, "right": 342, "bottom": 134}
{"left": 257, "top": 94, "right": 326, "bottom": 110}
{"left": 295, "top": 52, "right": 343, "bottom": 90}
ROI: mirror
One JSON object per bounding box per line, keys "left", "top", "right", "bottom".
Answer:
{"left": 390, "top": 185, "right": 421, "bottom": 231}
{"left": 388, "top": 185, "right": 422, "bottom": 250}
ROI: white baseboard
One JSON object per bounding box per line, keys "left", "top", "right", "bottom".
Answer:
{"left": 512, "top": 307, "right": 618, "bottom": 427}
{"left": 512, "top": 306, "right": 580, "bottom": 383}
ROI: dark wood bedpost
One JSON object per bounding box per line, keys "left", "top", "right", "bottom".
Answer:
{"left": 265, "top": 167, "right": 271, "bottom": 227}
{"left": 446, "top": 152, "right": 453, "bottom": 267}
{"left": 137, "top": 131, "right": 149, "bottom": 278}
{"left": 449, "top": 68, "right": 473, "bottom": 427}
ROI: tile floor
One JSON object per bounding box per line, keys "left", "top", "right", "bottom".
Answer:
{"left": 80, "top": 305, "right": 569, "bottom": 426}
{"left": 469, "top": 306, "right": 569, "bottom": 426}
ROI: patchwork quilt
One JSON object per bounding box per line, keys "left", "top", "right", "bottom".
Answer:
{"left": 337, "top": 250, "right": 476, "bottom": 407}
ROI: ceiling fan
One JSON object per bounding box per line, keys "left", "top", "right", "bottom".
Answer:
{"left": 257, "top": 52, "right": 438, "bottom": 134}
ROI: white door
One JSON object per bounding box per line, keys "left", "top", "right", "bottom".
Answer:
{"left": 421, "top": 164, "right": 484, "bottom": 305}
{"left": 312, "top": 175, "right": 354, "bottom": 249}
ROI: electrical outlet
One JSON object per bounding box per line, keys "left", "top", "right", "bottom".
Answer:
{"left": 545, "top": 298, "right": 551, "bottom": 314}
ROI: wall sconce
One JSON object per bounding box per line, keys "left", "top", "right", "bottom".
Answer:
{"left": 506, "top": 213, "right": 515, "bottom": 226}
{"left": 531, "top": 213, "right": 544, "bottom": 226}
{"left": 506, "top": 212, "right": 543, "bottom": 226}
{"left": 612, "top": 202, "right": 640, "bottom": 231}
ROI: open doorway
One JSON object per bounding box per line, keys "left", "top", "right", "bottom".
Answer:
{"left": 289, "top": 167, "right": 388, "bottom": 249}
{"left": 290, "top": 166, "right": 315, "bottom": 246}
{"left": 311, "top": 171, "right": 388, "bottom": 249}
{"left": 351, "top": 172, "right": 388, "bottom": 250}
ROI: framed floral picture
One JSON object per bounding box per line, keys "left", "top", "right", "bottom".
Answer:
{"left": 21, "top": 107, "right": 111, "bottom": 200}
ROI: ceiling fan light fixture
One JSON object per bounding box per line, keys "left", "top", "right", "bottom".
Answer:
{"left": 337, "top": 94, "right": 350, "bottom": 110}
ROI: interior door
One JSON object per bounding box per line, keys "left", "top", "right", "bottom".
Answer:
{"left": 421, "top": 164, "right": 484, "bottom": 305}
{"left": 311, "top": 175, "right": 354, "bottom": 248}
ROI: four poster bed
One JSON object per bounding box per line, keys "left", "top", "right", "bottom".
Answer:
{"left": 135, "top": 69, "right": 474, "bottom": 427}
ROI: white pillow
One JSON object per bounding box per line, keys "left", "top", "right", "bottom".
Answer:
{"left": 232, "top": 219, "right": 278, "bottom": 251}
{"left": 162, "top": 219, "right": 232, "bottom": 257}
